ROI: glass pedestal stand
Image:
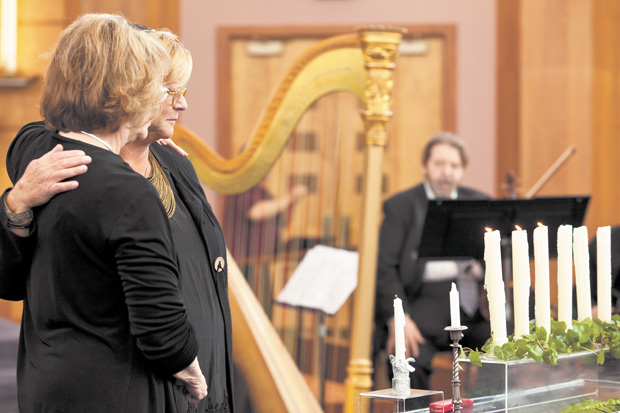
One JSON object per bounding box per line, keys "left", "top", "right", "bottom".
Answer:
{"left": 460, "top": 351, "right": 598, "bottom": 412}
{"left": 599, "top": 348, "right": 620, "bottom": 383}
{"left": 358, "top": 389, "right": 443, "bottom": 413}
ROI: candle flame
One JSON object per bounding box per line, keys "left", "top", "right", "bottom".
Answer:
{"left": 515, "top": 225, "right": 523, "bottom": 231}
{"left": 485, "top": 227, "right": 493, "bottom": 232}
{"left": 537, "top": 222, "right": 544, "bottom": 227}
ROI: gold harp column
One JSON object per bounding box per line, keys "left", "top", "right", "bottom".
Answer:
{"left": 345, "top": 27, "right": 404, "bottom": 413}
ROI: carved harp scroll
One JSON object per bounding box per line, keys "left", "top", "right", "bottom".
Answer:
{"left": 174, "top": 29, "right": 401, "bottom": 193}
{"left": 172, "top": 26, "right": 404, "bottom": 413}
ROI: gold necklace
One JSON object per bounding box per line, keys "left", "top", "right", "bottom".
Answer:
{"left": 147, "top": 151, "right": 176, "bottom": 218}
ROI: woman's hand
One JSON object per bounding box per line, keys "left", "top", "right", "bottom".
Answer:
{"left": 7, "top": 144, "right": 91, "bottom": 213}
{"left": 173, "top": 357, "right": 208, "bottom": 403}
{"left": 155, "top": 139, "right": 188, "bottom": 157}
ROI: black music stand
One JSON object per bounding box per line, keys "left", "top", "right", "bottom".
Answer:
{"left": 417, "top": 196, "right": 590, "bottom": 330}
{"left": 418, "top": 196, "right": 590, "bottom": 261}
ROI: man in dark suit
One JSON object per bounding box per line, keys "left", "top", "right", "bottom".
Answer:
{"left": 374, "top": 131, "right": 491, "bottom": 390}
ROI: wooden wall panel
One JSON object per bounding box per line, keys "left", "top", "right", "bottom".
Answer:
{"left": 229, "top": 37, "right": 319, "bottom": 154}
{"left": 65, "top": 0, "right": 179, "bottom": 32}
{"left": 519, "top": 0, "right": 592, "bottom": 200}
{"left": 498, "top": 0, "right": 619, "bottom": 230}
{"left": 387, "top": 36, "right": 447, "bottom": 195}
{"left": 591, "top": 0, "right": 620, "bottom": 229}
{"left": 496, "top": 0, "right": 520, "bottom": 198}
{"left": 497, "top": 0, "right": 620, "bottom": 310}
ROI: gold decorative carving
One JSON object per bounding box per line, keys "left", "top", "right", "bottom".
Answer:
{"left": 358, "top": 26, "right": 404, "bottom": 147}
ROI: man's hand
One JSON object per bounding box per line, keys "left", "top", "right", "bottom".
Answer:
{"left": 291, "top": 184, "right": 309, "bottom": 203}
{"left": 7, "top": 144, "right": 91, "bottom": 213}
{"left": 386, "top": 314, "right": 426, "bottom": 358}
{"left": 155, "top": 139, "right": 189, "bottom": 157}
{"left": 173, "top": 357, "right": 208, "bottom": 403}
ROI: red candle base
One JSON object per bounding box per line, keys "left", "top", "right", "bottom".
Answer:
{"left": 429, "top": 398, "right": 474, "bottom": 412}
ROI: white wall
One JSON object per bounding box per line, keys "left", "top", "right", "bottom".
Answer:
{"left": 180, "top": 0, "right": 496, "bottom": 196}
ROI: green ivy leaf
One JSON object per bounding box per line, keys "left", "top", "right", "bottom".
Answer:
{"left": 536, "top": 326, "right": 548, "bottom": 342}
{"left": 468, "top": 349, "right": 482, "bottom": 367}
{"left": 480, "top": 337, "right": 492, "bottom": 354}
{"left": 572, "top": 323, "right": 589, "bottom": 344}
{"left": 494, "top": 345, "right": 509, "bottom": 361}
{"left": 581, "top": 341, "right": 595, "bottom": 351}
{"left": 469, "top": 316, "right": 620, "bottom": 367}
{"left": 542, "top": 348, "right": 558, "bottom": 365}
{"left": 551, "top": 335, "right": 569, "bottom": 354}
{"left": 560, "top": 398, "right": 620, "bottom": 413}
{"left": 598, "top": 350, "right": 606, "bottom": 365}
{"left": 566, "top": 329, "right": 580, "bottom": 348}
{"left": 515, "top": 339, "right": 529, "bottom": 358}
{"left": 502, "top": 341, "right": 515, "bottom": 358}
{"left": 551, "top": 319, "right": 566, "bottom": 336}
{"left": 528, "top": 344, "right": 543, "bottom": 363}
{"left": 592, "top": 318, "right": 603, "bottom": 341}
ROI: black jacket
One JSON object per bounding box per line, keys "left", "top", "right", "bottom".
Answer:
{"left": 5, "top": 122, "right": 197, "bottom": 412}
{"left": 375, "top": 183, "right": 490, "bottom": 331}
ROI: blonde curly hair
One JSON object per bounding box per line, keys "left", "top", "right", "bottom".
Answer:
{"left": 155, "top": 28, "right": 192, "bottom": 87}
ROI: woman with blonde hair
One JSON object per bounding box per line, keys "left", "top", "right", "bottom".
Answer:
{"left": 121, "top": 26, "right": 234, "bottom": 412}
{"left": 3, "top": 13, "right": 207, "bottom": 412}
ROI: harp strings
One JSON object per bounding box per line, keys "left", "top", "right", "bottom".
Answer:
{"left": 226, "top": 91, "right": 362, "bottom": 400}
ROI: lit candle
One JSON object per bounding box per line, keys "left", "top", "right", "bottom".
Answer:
{"left": 512, "top": 226, "right": 530, "bottom": 338}
{"left": 557, "top": 225, "right": 573, "bottom": 328}
{"left": 597, "top": 226, "right": 612, "bottom": 323}
{"left": 484, "top": 228, "right": 508, "bottom": 347}
{"left": 393, "top": 296, "right": 406, "bottom": 361}
{"left": 450, "top": 282, "right": 461, "bottom": 328}
{"left": 0, "top": 0, "right": 18, "bottom": 75}
{"left": 534, "top": 223, "right": 551, "bottom": 335}
{"left": 573, "top": 226, "right": 592, "bottom": 321}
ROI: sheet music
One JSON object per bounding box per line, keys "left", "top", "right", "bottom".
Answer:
{"left": 275, "top": 245, "right": 358, "bottom": 315}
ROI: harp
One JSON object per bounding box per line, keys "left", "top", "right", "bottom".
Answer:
{"left": 173, "top": 27, "right": 404, "bottom": 412}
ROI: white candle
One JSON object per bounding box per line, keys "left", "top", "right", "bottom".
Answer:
{"left": 534, "top": 224, "right": 551, "bottom": 335}
{"left": 597, "top": 226, "right": 612, "bottom": 323}
{"left": 484, "top": 229, "right": 508, "bottom": 347}
{"left": 557, "top": 225, "right": 574, "bottom": 328}
{"left": 512, "top": 227, "right": 530, "bottom": 338}
{"left": 393, "top": 296, "right": 406, "bottom": 361}
{"left": 450, "top": 282, "right": 461, "bottom": 328}
{"left": 573, "top": 226, "right": 592, "bottom": 321}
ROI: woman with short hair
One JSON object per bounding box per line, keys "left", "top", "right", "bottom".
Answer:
{"left": 3, "top": 13, "right": 207, "bottom": 412}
